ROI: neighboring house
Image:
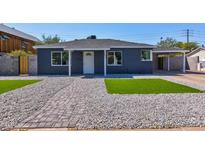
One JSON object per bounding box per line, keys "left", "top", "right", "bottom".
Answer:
{"left": 0, "top": 24, "right": 40, "bottom": 53}
{"left": 34, "top": 36, "right": 188, "bottom": 76}
{"left": 186, "top": 47, "right": 205, "bottom": 71}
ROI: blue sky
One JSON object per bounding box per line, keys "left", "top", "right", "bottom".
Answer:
{"left": 6, "top": 23, "right": 205, "bottom": 45}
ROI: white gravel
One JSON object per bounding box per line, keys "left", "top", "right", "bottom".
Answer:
{"left": 0, "top": 77, "right": 74, "bottom": 130}
{"left": 1, "top": 75, "right": 205, "bottom": 130}
{"left": 15, "top": 77, "right": 205, "bottom": 130}
{"left": 68, "top": 79, "right": 205, "bottom": 129}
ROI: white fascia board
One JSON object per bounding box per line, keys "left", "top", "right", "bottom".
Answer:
{"left": 110, "top": 46, "right": 156, "bottom": 48}
{"left": 33, "top": 46, "right": 65, "bottom": 49}
{"left": 186, "top": 47, "right": 205, "bottom": 56}
{"left": 152, "top": 50, "right": 189, "bottom": 53}
{"left": 64, "top": 48, "right": 110, "bottom": 51}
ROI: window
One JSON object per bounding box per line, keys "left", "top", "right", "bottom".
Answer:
{"left": 107, "top": 51, "right": 122, "bottom": 66}
{"left": 51, "top": 51, "right": 69, "bottom": 66}
{"left": 141, "top": 50, "right": 152, "bottom": 61}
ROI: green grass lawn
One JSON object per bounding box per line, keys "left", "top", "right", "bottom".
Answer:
{"left": 105, "top": 78, "right": 203, "bottom": 94}
{"left": 0, "top": 80, "right": 40, "bottom": 94}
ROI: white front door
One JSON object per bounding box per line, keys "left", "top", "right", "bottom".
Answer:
{"left": 83, "top": 51, "right": 94, "bottom": 74}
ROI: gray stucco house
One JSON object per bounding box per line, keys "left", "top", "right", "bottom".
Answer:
{"left": 34, "top": 36, "right": 188, "bottom": 76}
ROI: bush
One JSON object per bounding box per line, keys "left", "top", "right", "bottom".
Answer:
{"left": 7, "top": 50, "right": 34, "bottom": 57}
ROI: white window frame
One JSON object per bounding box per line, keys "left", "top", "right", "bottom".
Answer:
{"left": 141, "top": 50, "right": 152, "bottom": 61}
{"left": 107, "top": 51, "right": 123, "bottom": 66}
{"left": 51, "top": 51, "right": 69, "bottom": 66}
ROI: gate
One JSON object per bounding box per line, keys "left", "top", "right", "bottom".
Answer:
{"left": 19, "top": 56, "right": 28, "bottom": 74}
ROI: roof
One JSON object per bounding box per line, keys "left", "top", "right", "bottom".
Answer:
{"left": 34, "top": 38, "right": 155, "bottom": 50}
{"left": 153, "top": 47, "right": 189, "bottom": 53}
{"left": 0, "top": 24, "right": 40, "bottom": 42}
{"left": 186, "top": 47, "right": 205, "bottom": 56}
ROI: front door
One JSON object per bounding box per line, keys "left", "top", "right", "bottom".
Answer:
{"left": 83, "top": 51, "right": 94, "bottom": 74}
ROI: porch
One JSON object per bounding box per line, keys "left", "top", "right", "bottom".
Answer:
{"left": 66, "top": 49, "right": 108, "bottom": 76}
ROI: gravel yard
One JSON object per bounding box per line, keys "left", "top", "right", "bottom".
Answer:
{"left": 0, "top": 77, "right": 74, "bottom": 130}
{"left": 12, "top": 76, "right": 205, "bottom": 130}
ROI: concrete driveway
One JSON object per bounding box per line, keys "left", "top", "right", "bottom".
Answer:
{"left": 0, "top": 73, "right": 205, "bottom": 130}
{"left": 167, "top": 72, "right": 205, "bottom": 89}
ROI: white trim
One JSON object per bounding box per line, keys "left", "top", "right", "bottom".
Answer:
{"left": 107, "top": 51, "right": 123, "bottom": 66}
{"left": 104, "top": 50, "right": 107, "bottom": 76}
{"left": 34, "top": 46, "right": 65, "bottom": 49}
{"left": 68, "top": 50, "right": 71, "bottom": 76}
{"left": 141, "top": 50, "right": 152, "bottom": 61}
{"left": 51, "top": 51, "right": 69, "bottom": 66}
{"left": 183, "top": 52, "right": 186, "bottom": 73}
{"left": 186, "top": 47, "right": 205, "bottom": 56}
{"left": 110, "top": 46, "right": 156, "bottom": 48}
{"left": 34, "top": 46, "right": 155, "bottom": 50}
{"left": 152, "top": 50, "right": 189, "bottom": 53}
{"left": 64, "top": 48, "right": 110, "bottom": 51}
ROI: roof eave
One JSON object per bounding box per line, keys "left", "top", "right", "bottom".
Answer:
{"left": 152, "top": 50, "right": 189, "bottom": 53}
{"left": 33, "top": 46, "right": 65, "bottom": 49}
{"left": 64, "top": 48, "right": 110, "bottom": 51}
{"left": 186, "top": 47, "right": 205, "bottom": 56}
{"left": 110, "top": 45, "right": 156, "bottom": 48}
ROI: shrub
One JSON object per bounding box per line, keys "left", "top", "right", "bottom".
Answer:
{"left": 7, "top": 50, "right": 34, "bottom": 57}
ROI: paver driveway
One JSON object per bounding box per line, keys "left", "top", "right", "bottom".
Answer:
{"left": 1, "top": 74, "right": 205, "bottom": 130}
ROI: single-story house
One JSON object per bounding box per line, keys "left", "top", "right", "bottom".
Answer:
{"left": 186, "top": 47, "right": 205, "bottom": 71}
{"left": 34, "top": 36, "right": 188, "bottom": 76}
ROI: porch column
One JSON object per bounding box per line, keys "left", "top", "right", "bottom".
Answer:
{"left": 68, "top": 50, "right": 71, "bottom": 76}
{"left": 183, "top": 51, "right": 186, "bottom": 73}
{"left": 167, "top": 54, "right": 170, "bottom": 71}
{"left": 104, "top": 50, "right": 107, "bottom": 76}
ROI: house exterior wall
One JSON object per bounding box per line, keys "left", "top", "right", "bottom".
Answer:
{"left": 37, "top": 48, "right": 69, "bottom": 75}
{"left": 186, "top": 56, "right": 199, "bottom": 71}
{"left": 107, "top": 48, "right": 153, "bottom": 74}
{"left": 189, "top": 49, "right": 205, "bottom": 61}
{"left": 0, "top": 31, "right": 36, "bottom": 53}
{"left": 71, "top": 51, "right": 83, "bottom": 74}
{"left": 94, "top": 51, "right": 104, "bottom": 74}
{"left": 37, "top": 48, "right": 153, "bottom": 75}
{"left": 152, "top": 53, "right": 158, "bottom": 71}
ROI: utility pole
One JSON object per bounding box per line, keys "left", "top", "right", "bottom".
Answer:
{"left": 186, "top": 29, "right": 189, "bottom": 44}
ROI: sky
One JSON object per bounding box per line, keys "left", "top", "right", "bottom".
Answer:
{"left": 5, "top": 23, "right": 205, "bottom": 45}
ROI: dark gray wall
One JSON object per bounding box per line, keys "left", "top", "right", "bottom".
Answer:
{"left": 37, "top": 48, "right": 153, "bottom": 75}
{"left": 107, "top": 48, "right": 153, "bottom": 74}
{"left": 37, "top": 48, "right": 69, "bottom": 75}
{"left": 71, "top": 51, "right": 83, "bottom": 74}
{"left": 94, "top": 51, "right": 104, "bottom": 74}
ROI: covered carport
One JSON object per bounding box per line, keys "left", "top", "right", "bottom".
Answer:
{"left": 152, "top": 48, "right": 189, "bottom": 73}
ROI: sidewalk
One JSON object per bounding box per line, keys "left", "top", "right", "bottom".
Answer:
{"left": 12, "top": 127, "right": 205, "bottom": 131}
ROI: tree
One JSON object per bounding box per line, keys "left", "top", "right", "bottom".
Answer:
{"left": 176, "top": 41, "right": 198, "bottom": 50}
{"left": 157, "top": 37, "right": 178, "bottom": 48}
{"left": 158, "top": 37, "right": 199, "bottom": 50}
{"left": 41, "top": 34, "right": 61, "bottom": 44}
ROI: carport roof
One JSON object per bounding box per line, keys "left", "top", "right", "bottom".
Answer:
{"left": 34, "top": 38, "right": 156, "bottom": 50}
{"left": 153, "top": 47, "right": 189, "bottom": 53}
